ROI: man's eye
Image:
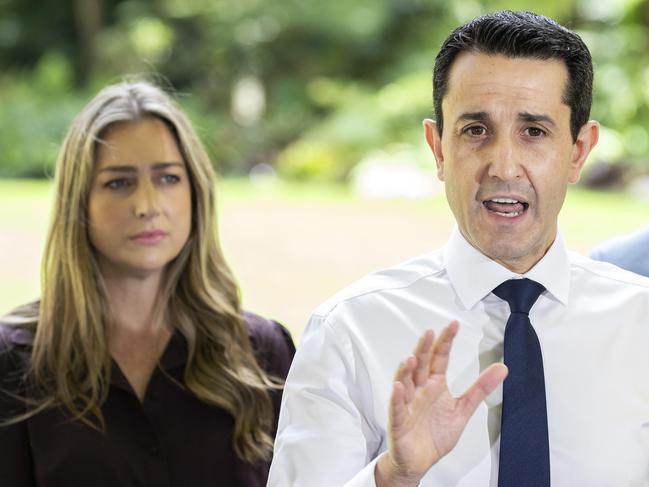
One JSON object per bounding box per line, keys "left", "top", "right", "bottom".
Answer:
{"left": 464, "top": 126, "right": 487, "bottom": 137}
{"left": 105, "top": 179, "right": 130, "bottom": 189}
{"left": 160, "top": 174, "right": 181, "bottom": 184}
{"left": 526, "top": 127, "right": 546, "bottom": 137}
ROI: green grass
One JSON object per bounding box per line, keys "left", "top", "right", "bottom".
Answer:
{"left": 560, "top": 186, "right": 649, "bottom": 247}
{"left": 217, "top": 177, "right": 355, "bottom": 202}
{"left": 0, "top": 179, "right": 54, "bottom": 225}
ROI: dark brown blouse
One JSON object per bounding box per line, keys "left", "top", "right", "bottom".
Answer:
{"left": 0, "top": 312, "right": 295, "bottom": 487}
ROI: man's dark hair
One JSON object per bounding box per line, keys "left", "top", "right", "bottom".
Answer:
{"left": 433, "top": 11, "right": 592, "bottom": 142}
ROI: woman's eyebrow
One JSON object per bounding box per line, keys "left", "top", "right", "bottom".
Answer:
{"left": 97, "top": 162, "right": 184, "bottom": 174}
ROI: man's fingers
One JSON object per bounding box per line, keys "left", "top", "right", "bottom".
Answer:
{"left": 394, "top": 357, "right": 412, "bottom": 398}
{"left": 389, "top": 381, "right": 408, "bottom": 431}
{"left": 459, "top": 363, "right": 508, "bottom": 416}
{"left": 395, "top": 356, "right": 416, "bottom": 403}
{"left": 393, "top": 357, "right": 410, "bottom": 382}
{"left": 429, "top": 320, "right": 459, "bottom": 375}
{"left": 413, "top": 329, "right": 434, "bottom": 357}
{"left": 413, "top": 330, "right": 434, "bottom": 386}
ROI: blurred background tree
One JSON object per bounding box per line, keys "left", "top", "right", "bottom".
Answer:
{"left": 1, "top": 0, "right": 649, "bottom": 187}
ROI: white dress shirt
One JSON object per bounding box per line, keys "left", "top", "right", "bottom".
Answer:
{"left": 269, "top": 227, "right": 649, "bottom": 487}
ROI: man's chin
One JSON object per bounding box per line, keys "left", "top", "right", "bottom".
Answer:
{"left": 466, "top": 227, "right": 539, "bottom": 266}
{"left": 480, "top": 239, "right": 547, "bottom": 273}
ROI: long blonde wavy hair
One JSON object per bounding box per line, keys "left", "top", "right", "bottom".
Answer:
{"left": 4, "top": 80, "right": 277, "bottom": 462}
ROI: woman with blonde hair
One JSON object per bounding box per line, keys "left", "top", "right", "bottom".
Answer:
{"left": 0, "top": 80, "right": 294, "bottom": 486}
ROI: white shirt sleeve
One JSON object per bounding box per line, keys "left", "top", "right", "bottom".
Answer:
{"left": 268, "top": 312, "right": 382, "bottom": 487}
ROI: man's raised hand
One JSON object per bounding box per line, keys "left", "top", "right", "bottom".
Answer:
{"left": 375, "top": 321, "right": 508, "bottom": 487}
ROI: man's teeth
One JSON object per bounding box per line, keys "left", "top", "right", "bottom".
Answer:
{"left": 494, "top": 211, "right": 521, "bottom": 218}
{"left": 489, "top": 198, "right": 519, "bottom": 203}
{"left": 483, "top": 198, "right": 528, "bottom": 218}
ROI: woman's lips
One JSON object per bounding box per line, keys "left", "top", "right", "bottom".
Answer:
{"left": 130, "top": 230, "right": 167, "bottom": 245}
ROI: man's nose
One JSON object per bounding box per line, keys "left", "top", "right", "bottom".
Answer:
{"left": 486, "top": 136, "right": 523, "bottom": 181}
{"left": 132, "top": 181, "right": 161, "bottom": 219}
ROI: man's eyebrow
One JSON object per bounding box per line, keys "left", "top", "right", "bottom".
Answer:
{"left": 518, "top": 112, "right": 556, "bottom": 126}
{"left": 97, "top": 162, "right": 184, "bottom": 174}
{"left": 455, "top": 112, "right": 490, "bottom": 124}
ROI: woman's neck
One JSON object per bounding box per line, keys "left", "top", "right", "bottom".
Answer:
{"left": 101, "top": 271, "right": 173, "bottom": 402}
{"left": 101, "top": 270, "right": 167, "bottom": 335}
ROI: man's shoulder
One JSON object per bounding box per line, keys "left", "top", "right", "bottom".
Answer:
{"left": 312, "top": 249, "right": 446, "bottom": 320}
{"left": 569, "top": 250, "right": 649, "bottom": 290}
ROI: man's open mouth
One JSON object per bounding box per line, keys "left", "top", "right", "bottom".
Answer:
{"left": 483, "top": 198, "right": 529, "bottom": 218}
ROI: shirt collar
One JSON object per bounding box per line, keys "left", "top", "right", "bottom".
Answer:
{"left": 110, "top": 330, "right": 187, "bottom": 391}
{"left": 159, "top": 330, "right": 188, "bottom": 370}
{"left": 443, "top": 225, "right": 570, "bottom": 310}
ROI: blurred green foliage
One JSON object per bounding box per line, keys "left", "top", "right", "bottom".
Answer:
{"left": 1, "top": 0, "right": 649, "bottom": 179}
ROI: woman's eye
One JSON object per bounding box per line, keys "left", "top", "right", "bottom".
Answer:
{"left": 161, "top": 174, "right": 181, "bottom": 184}
{"left": 105, "top": 179, "right": 130, "bottom": 189}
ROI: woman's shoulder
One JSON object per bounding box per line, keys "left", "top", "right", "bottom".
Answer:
{"left": 0, "top": 325, "right": 34, "bottom": 349}
{"left": 243, "top": 311, "right": 295, "bottom": 378}
{"left": 0, "top": 327, "right": 33, "bottom": 409}
{"left": 0, "top": 324, "right": 33, "bottom": 371}
{"left": 0, "top": 302, "right": 37, "bottom": 373}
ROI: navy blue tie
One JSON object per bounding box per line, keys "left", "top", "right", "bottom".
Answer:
{"left": 493, "top": 278, "right": 550, "bottom": 487}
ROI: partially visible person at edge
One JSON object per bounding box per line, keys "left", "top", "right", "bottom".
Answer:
{"left": 0, "top": 80, "right": 295, "bottom": 487}
{"left": 590, "top": 225, "right": 649, "bottom": 277}
{"left": 268, "top": 11, "right": 649, "bottom": 487}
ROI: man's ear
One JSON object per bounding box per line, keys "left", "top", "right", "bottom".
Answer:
{"left": 424, "top": 119, "right": 445, "bottom": 181}
{"left": 568, "top": 120, "right": 599, "bottom": 183}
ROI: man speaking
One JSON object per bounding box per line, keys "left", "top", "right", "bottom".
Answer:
{"left": 269, "top": 11, "right": 649, "bottom": 486}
